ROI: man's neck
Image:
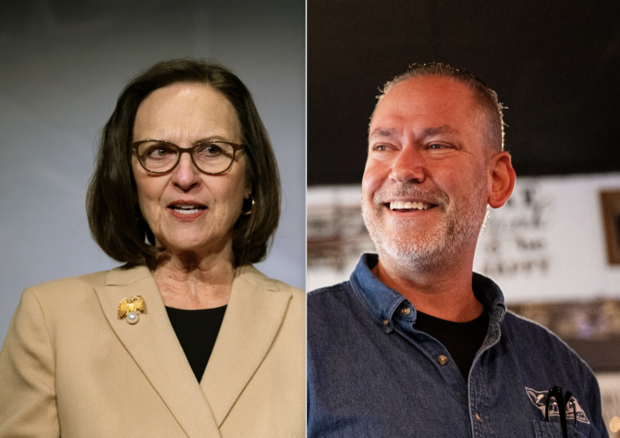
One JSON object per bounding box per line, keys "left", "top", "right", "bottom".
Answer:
{"left": 372, "top": 253, "right": 483, "bottom": 323}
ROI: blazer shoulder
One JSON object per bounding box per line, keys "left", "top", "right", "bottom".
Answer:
{"left": 236, "top": 265, "right": 304, "bottom": 296}
{"left": 21, "top": 270, "right": 113, "bottom": 313}
{"left": 26, "top": 270, "right": 108, "bottom": 295}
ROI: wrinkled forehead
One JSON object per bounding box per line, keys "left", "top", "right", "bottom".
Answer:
{"left": 133, "top": 82, "right": 242, "bottom": 142}
{"left": 369, "top": 76, "right": 481, "bottom": 132}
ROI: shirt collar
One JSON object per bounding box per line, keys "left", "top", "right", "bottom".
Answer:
{"left": 472, "top": 270, "right": 507, "bottom": 325}
{"left": 350, "top": 253, "right": 406, "bottom": 332}
{"left": 349, "top": 253, "right": 506, "bottom": 331}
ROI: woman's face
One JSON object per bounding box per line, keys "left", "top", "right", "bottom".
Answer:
{"left": 131, "top": 83, "right": 250, "bottom": 257}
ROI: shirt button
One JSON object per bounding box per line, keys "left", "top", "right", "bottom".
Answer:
{"left": 438, "top": 355, "right": 448, "bottom": 365}
{"left": 383, "top": 319, "right": 389, "bottom": 326}
{"left": 400, "top": 307, "right": 411, "bottom": 316}
{"left": 475, "top": 413, "right": 482, "bottom": 423}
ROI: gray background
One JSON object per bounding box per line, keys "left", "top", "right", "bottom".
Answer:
{"left": 0, "top": 0, "right": 305, "bottom": 346}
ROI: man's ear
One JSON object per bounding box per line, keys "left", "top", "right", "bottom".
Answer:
{"left": 488, "top": 151, "right": 516, "bottom": 209}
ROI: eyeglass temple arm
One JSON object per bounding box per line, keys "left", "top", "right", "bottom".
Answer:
{"left": 563, "top": 392, "right": 575, "bottom": 427}
{"left": 545, "top": 386, "right": 572, "bottom": 438}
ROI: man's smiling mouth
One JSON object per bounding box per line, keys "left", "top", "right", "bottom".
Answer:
{"left": 388, "top": 201, "right": 434, "bottom": 211}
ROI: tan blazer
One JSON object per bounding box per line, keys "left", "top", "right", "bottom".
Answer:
{"left": 0, "top": 265, "right": 305, "bottom": 437}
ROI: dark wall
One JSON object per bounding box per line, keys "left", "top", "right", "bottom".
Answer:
{"left": 308, "top": 0, "right": 620, "bottom": 186}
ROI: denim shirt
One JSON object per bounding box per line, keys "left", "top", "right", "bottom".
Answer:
{"left": 308, "top": 254, "right": 608, "bottom": 438}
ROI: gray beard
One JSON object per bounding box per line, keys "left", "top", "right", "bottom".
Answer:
{"left": 361, "top": 178, "right": 488, "bottom": 273}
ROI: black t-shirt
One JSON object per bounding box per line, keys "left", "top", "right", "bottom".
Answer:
{"left": 165, "top": 305, "right": 227, "bottom": 382}
{"left": 414, "top": 309, "right": 489, "bottom": 381}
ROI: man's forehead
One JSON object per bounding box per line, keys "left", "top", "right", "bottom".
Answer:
{"left": 383, "top": 75, "right": 471, "bottom": 97}
{"left": 369, "top": 127, "right": 397, "bottom": 139}
{"left": 369, "top": 125, "right": 460, "bottom": 140}
{"left": 377, "top": 76, "right": 473, "bottom": 109}
{"left": 369, "top": 77, "right": 478, "bottom": 133}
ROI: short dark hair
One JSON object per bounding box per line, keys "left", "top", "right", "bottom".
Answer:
{"left": 377, "top": 63, "right": 505, "bottom": 152}
{"left": 87, "top": 59, "right": 281, "bottom": 267}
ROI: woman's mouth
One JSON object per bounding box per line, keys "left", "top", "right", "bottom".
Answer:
{"left": 167, "top": 203, "right": 207, "bottom": 219}
{"left": 168, "top": 204, "right": 206, "bottom": 215}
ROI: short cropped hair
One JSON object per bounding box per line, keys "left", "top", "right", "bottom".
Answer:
{"left": 87, "top": 59, "right": 281, "bottom": 267}
{"left": 377, "top": 62, "right": 505, "bottom": 152}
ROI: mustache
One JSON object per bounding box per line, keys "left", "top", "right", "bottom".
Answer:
{"left": 372, "top": 184, "right": 450, "bottom": 209}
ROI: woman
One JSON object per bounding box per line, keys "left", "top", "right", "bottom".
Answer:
{"left": 0, "top": 59, "right": 305, "bottom": 437}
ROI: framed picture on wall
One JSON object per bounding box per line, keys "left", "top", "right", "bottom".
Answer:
{"left": 601, "top": 190, "right": 620, "bottom": 265}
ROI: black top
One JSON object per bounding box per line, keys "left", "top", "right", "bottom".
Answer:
{"left": 414, "top": 309, "right": 489, "bottom": 381}
{"left": 165, "top": 305, "right": 227, "bottom": 382}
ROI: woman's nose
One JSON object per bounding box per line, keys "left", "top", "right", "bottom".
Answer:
{"left": 171, "top": 153, "right": 201, "bottom": 190}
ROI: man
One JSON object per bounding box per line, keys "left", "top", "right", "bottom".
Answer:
{"left": 307, "top": 63, "right": 608, "bottom": 438}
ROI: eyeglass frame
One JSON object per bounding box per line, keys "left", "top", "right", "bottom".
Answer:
{"left": 544, "top": 385, "right": 575, "bottom": 438}
{"left": 131, "top": 139, "right": 246, "bottom": 175}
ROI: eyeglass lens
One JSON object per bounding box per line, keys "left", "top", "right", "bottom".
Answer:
{"left": 137, "top": 141, "right": 236, "bottom": 174}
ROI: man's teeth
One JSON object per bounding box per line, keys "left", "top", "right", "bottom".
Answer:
{"left": 389, "top": 201, "right": 430, "bottom": 211}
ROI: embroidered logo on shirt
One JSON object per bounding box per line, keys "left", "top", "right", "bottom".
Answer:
{"left": 525, "top": 387, "right": 590, "bottom": 424}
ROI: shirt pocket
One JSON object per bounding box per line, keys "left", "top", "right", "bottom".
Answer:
{"left": 533, "top": 420, "right": 593, "bottom": 438}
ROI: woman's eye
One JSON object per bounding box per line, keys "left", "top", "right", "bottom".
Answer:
{"left": 197, "top": 144, "right": 223, "bottom": 157}
{"left": 147, "top": 147, "right": 173, "bottom": 158}
{"left": 205, "top": 145, "right": 222, "bottom": 155}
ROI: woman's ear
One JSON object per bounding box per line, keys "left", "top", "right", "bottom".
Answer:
{"left": 243, "top": 183, "right": 252, "bottom": 199}
{"left": 488, "top": 151, "right": 516, "bottom": 209}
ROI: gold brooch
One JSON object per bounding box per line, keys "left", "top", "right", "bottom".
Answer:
{"left": 118, "top": 296, "right": 146, "bottom": 324}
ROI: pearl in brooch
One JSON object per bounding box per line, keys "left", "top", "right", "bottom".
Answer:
{"left": 126, "top": 312, "right": 139, "bottom": 324}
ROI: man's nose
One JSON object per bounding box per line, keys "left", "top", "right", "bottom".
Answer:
{"left": 389, "top": 145, "right": 427, "bottom": 183}
{"left": 171, "top": 153, "right": 201, "bottom": 190}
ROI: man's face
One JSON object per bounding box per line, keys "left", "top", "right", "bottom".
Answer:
{"left": 361, "top": 76, "right": 492, "bottom": 270}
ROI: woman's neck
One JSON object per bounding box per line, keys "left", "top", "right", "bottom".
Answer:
{"left": 152, "top": 246, "right": 236, "bottom": 310}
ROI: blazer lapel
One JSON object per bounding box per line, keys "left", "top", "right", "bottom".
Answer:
{"left": 95, "top": 266, "right": 222, "bottom": 438}
{"left": 200, "top": 265, "right": 293, "bottom": 426}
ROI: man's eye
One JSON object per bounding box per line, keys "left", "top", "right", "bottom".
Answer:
{"left": 429, "top": 143, "right": 457, "bottom": 150}
{"left": 373, "top": 144, "right": 387, "bottom": 151}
